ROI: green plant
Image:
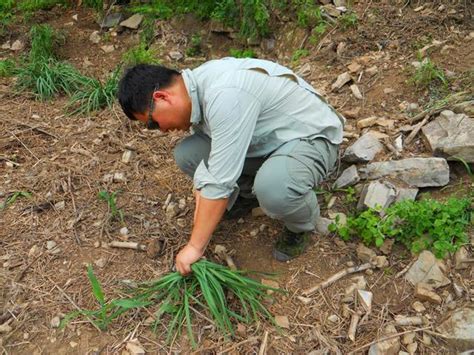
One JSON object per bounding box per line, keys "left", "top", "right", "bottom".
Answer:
{"left": 0, "top": 0, "right": 15, "bottom": 35}
{"left": 329, "top": 197, "right": 472, "bottom": 258}
{"left": 83, "top": 0, "right": 103, "bottom": 11}
{"left": 291, "top": 48, "right": 309, "bottom": 63}
{"left": 308, "top": 22, "right": 327, "bottom": 45}
{"left": 1, "top": 191, "right": 31, "bottom": 210}
{"left": 410, "top": 57, "right": 448, "bottom": 90}
{"left": 98, "top": 190, "right": 124, "bottom": 222}
{"left": 339, "top": 12, "right": 358, "bottom": 30}
{"left": 229, "top": 48, "right": 256, "bottom": 58}
{"left": 122, "top": 43, "right": 160, "bottom": 66}
{"left": 140, "top": 16, "right": 156, "bottom": 45}
{"left": 186, "top": 34, "right": 202, "bottom": 57}
{"left": 16, "top": 59, "right": 87, "bottom": 100}
{"left": 295, "top": 0, "right": 324, "bottom": 28}
{"left": 62, "top": 260, "right": 282, "bottom": 348}
{"left": 18, "top": 0, "right": 65, "bottom": 11}
{"left": 29, "top": 24, "right": 63, "bottom": 62}
{"left": 0, "top": 59, "right": 16, "bottom": 77}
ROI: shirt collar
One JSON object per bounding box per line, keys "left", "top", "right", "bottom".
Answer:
{"left": 181, "top": 69, "right": 201, "bottom": 124}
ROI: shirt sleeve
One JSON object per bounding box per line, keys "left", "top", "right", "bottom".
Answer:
{"left": 193, "top": 87, "right": 261, "bottom": 202}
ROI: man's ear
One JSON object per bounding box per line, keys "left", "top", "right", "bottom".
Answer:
{"left": 153, "top": 90, "right": 169, "bottom": 102}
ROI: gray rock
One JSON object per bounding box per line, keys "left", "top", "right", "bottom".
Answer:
{"left": 405, "top": 250, "right": 450, "bottom": 288}
{"left": 46, "top": 241, "right": 57, "bottom": 250}
{"left": 331, "top": 72, "right": 352, "bottom": 91}
{"left": 357, "top": 181, "right": 397, "bottom": 211}
{"left": 120, "top": 14, "right": 144, "bottom": 30}
{"left": 356, "top": 244, "right": 376, "bottom": 263}
{"left": 100, "top": 13, "right": 123, "bottom": 28}
{"left": 89, "top": 31, "right": 101, "bottom": 44}
{"left": 333, "top": 0, "right": 346, "bottom": 6}
{"left": 334, "top": 165, "right": 360, "bottom": 188}
{"left": 360, "top": 158, "right": 449, "bottom": 187}
{"left": 101, "top": 45, "right": 115, "bottom": 53}
{"left": 421, "top": 110, "right": 474, "bottom": 163}
{"left": 395, "top": 187, "right": 418, "bottom": 202}
{"left": 343, "top": 133, "right": 383, "bottom": 163}
{"left": 169, "top": 51, "right": 183, "bottom": 61}
{"left": 437, "top": 308, "right": 474, "bottom": 351}
{"left": 166, "top": 202, "right": 179, "bottom": 220}
{"left": 315, "top": 217, "right": 332, "bottom": 235}
{"left": 453, "top": 100, "right": 474, "bottom": 116}
{"left": 350, "top": 84, "right": 363, "bottom": 99}
{"left": 11, "top": 40, "right": 24, "bottom": 51}
{"left": 50, "top": 316, "right": 61, "bottom": 328}
{"left": 406, "top": 103, "right": 419, "bottom": 113}
{"left": 368, "top": 325, "right": 400, "bottom": 355}
{"left": 321, "top": 4, "right": 342, "bottom": 18}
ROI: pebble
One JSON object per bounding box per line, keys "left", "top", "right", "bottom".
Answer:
{"left": 365, "top": 65, "right": 378, "bottom": 76}
{"left": 275, "top": 315, "right": 290, "bottom": 329}
{"left": 250, "top": 229, "right": 259, "bottom": 237}
{"left": 31, "top": 114, "right": 41, "bottom": 119}
{"left": 119, "top": 227, "right": 129, "bottom": 236}
{"left": 402, "top": 332, "right": 416, "bottom": 345}
{"left": 94, "top": 258, "right": 107, "bottom": 268}
{"left": 50, "top": 316, "right": 61, "bottom": 328}
{"left": 178, "top": 198, "right": 186, "bottom": 210}
{"left": 407, "top": 342, "right": 418, "bottom": 354}
{"left": 328, "top": 314, "right": 339, "bottom": 323}
{"left": 46, "top": 241, "right": 57, "bottom": 250}
{"left": 169, "top": 51, "right": 183, "bottom": 61}
{"left": 70, "top": 341, "right": 78, "bottom": 348}
{"left": 11, "top": 40, "right": 24, "bottom": 51}
{"left": 101, "top": 45, "right": 115, "bottom": 53}
{"left": 412, "top": 301, "right": 426, "bottom": 313}
{"left": 237, "top": 218, "right": 245, "bottom": 224}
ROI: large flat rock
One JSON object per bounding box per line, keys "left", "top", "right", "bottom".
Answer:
{"left": 343, "top": 133, "right": 384, "bottom": 163}
{"left": 405, "top": 250, "right": 450, "bottom": 289}
{"left": 438, "top": 308, "right": 474, "bottom": 351}
{"left": 422, "top": 110, "right": 474, "bottom": 163}
{"left": 360, "top": 158, "right": 449, "bottom": 187}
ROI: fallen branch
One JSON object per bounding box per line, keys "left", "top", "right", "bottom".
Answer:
{"left": 348, "top": 312, "right": 361, "bottom": 342}
{"left": 405, "top": 115, "right": 430, "bottom": 145}
{"left": 109, "top": 241, "right": 147, "bottom": 251}
{"left": 302, "top": 263, "right": 373, "bottom": 296}
{"left": 258, "top": 331, "right": 269, "bottom": 355}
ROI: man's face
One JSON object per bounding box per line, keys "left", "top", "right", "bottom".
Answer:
{"left": 134, "top": 86, "right": 192, "bottom": 132}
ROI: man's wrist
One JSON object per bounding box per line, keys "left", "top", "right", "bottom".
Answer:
{"left": 188, "top": 240, "right": 206, "bottom": 254}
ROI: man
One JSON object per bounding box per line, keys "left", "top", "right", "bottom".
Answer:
{"left": 118, "top": 57, "right": 344, "bottom": 275}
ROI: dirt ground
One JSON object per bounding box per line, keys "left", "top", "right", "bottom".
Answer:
{"left": 1, "top": 1, "right": 473, "bottom": 354}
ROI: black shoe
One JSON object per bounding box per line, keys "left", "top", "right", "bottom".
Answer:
{"left": 223, "top": 196, "right": 259, "bottom": 220}
{"left": 273, "top": 228, "right": 311, "bottom": 262}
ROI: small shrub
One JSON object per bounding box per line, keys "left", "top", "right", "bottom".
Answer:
{"left": 29, "top": 24, "right": 63, "bottom": 61}
{"left": 0, "top": 59, "right": 16, "bottom": 77}
{"left": 229, "top": 48, "right": 256, "bottom": 58}
{"left": 329, "top": 197, "right": 472, "bottom": 258}
{"left": 410, "top": 57, "right": 448, "bottom": 89}
{"left": 186, "top": 34, "right": 202, "bottom": 57}
{"left": 1, "top": 191, "right": 31, "bottom": 210}
{"left": 98, "top": 190, "right": 124, "bottom": 223}
{"left": 68, "top": 68, "right": 120, "bottom": 115}
{"left": 295, "top": 0, "right": 324, "bottom": 28}
{"left": 122, "top": 43, "right": 160, "bottom": 66}
{"left": 339, "top": 12, "right": 358, "bottom": 30}
{"left": 18, "top": 0, "right": 65, "bottom": 11}
{"left": 82, "top": 0, "right": 103, "bottom": 11}
{"left": 291, "top": 48, "right": 309, "bottom": 63}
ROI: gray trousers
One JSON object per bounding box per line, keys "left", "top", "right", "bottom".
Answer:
{"left": 173, "top": 131, "right": 338, "bottom": 233}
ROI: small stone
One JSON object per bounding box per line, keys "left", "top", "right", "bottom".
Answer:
{"left": 357, "top": 116, "right": 378, "bottom": 129}
{"left": 11, "top": 40, "right": 24, "bottom": 51}
{"left": 336, "top": 42, "right": 346, "bottom": 56}
{"left": 99, "top": 13, "right": 123, "bottom": 28}
{"left": 23, "top": 332, "right": 29, "bottom": 340}
{"left": 236, "top": 323, "right": 247, "bottom": 336}
{"left": 101, "top": 45, "right": 115, "bottom": 53}
{"left": 1, "top": 40, "right": 10, "bottom": 49}
{"left": 454, "top": 246, "right": 469, "bottom": 269}
{"left": 412, "top": 301, "right": 426, "bottom": 313}
{"left": 344, "top": 275, "right": 367, "bottom": 297}
{"left": 89, "top": 31, "right": 101, "bottom": 44}
{"left": 365, "top": 65, "right": 378, "bottom": 77}
{"left": 315, "top": 217, "right": 332, "bottom": 235}
{"left": 357, "top": 181, "right": 397, "bottom": 212}
{"left": 176, "top": 218, "right": 186, "bottom": 227}
{"left": 178, "top": 198, "right": 186, "bottom": 210}
{"left": 31, "top": 114, "right": 41, "bottom": 119}
{"left": 415, "top": 283, "right": 442, "bottom": 304}
{"left": 0, "top": 324, "right": 12, "bottom": 333}
{"left": 169, "top": 51, "right": 183, "bottom": 61}
{"left": 121, "top": 150, "right": 134, "bottom": 164}
{"left": 453, "top": 283, "right": 464, "bottom": 298}
{"left": 237, "top": 218, "right": 244, "bottom": 224}
{"left": 275, "top": 315, "right": 290, "bottom": 329}
{"left": 405, "top": 250, "right": 450, "bottom": 288}
{"left": 46, "top": 240, "right": 57, "bottom": 250}
{"left": 395, "top": 315, "right": 423, "bottom": 326}
{"left": 342, "top": 107, "right": 360, "bottom": 118}
{"left": 421, "top": 332, "right": 431, "bottom": 346}
{"left": 28, "top": 245, "right": 40, "bottom": 257}
{"left": 126, "top": 339, "right": 145, "bottom": 355}
{"left": 72, "top": 14, "right": 78, "bottom": 21}
{"left": 379, "top": 239, "right": 394, "bottom": 255}
{"left": 357, "top": 289, "right": 373, "bottom": 313}
{"left": 395, "top": 187, "right": 418, "bottom": 203}
{"left": 328, "top": 314, "right": 339, "bottom": 323}
{"left": 383, "top": 88, "right": 395, "bottom": 95}
{"left": 374, "top": 255, "right": 388, "bottom": 268}
{"left": 94, "top": 241, "right": 101, "bottom": 248}
{"left": 54, "top": 201, "right": 65, "bottom": 210}
{"left": 331, "top": 72, "right": 352, "bottom": 92}
{"left": 297, "top": 296, "right": 312, "bottom": 305}
{"left": 334, "top": 165, "right": 360, "bottom": 189}
{"left": 350, "top": 84, "right": 363, "bottom": 100}
{"left": 368, "top": 325, "right": 400, "bottom": 355}
{"left": 250, "top": 229, "right": 259, "bottom": 237}
{"left": 347, "top": 62, "right": 362, "bottom": 73}
{"left": 402, "top": 332, "right": 416, "bottom": 345}
{"left": 356, "top": 244, "right": 376, "bottom": 263}
{"left": 70, "top": 341, "right": 78, "bottom": 348}
{"left": 261, "top": 279, "right": 279, "bottom": 295}
{"left": 251, "top": 207, "right": 266, "bottom": 217}
{"left": 50, "top": 316, "right": 61, "bottom": 328}
{"left": 407, "top": 342, "right": 418, "bottom": 354}
{"left": 406, "top": 103, "right": 419, "bottom": 113}
{"left": 120, "top": 14, "right": 144, "bottom": 30}
{"left": 94, "top": 258, "right": 106, "bottom": 268}
{"left": 119, "top": 227, "right": 129, "bottom": 236}
{"left": 343, "top": 133, "right": 383, "bottom": 163}
{"left": 166, "top": 202, "right": 179, "bottom": 220}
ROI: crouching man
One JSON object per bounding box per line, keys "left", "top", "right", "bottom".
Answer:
{"left": 118, "top": 57, "right": 344, "bottom": 275}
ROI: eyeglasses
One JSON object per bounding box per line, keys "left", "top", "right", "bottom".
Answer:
{"left": 146, "top": 85, "right": 160, "bottom": 130}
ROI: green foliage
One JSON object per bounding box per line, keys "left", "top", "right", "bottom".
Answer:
{"left": 0, "top": 59, "right": 16, "bottom": 77}
{"left": 295, "top": 0, "right": 325, "bottom": 28}
{"left": 82, "top": 0, "right": 103, "bottom": 11}
{"left": 68, "top": 67, "right": 120, "bottom": 115}
{"left": 410, "top": 57, "right": 448, "bottom": 90}
{"left": 1, "top": 191, "right": 31, "bottom": 210}
{"left": 16, "top": 59, "right": 87, "bottom": 100}
{"left": 291, "top": 48, "right": 309, "bottom": 63}
{"left": 62, "top": 260, "right": 283, "bottom": 347}
{"left": 229, "top": 48, "right": 256, "bottom": 58}
{"left": 185, "top": 34, "right": 202, "bottom": 57}
{"left": 329, "top": 197, "right": 472, "bottom": 258}
{"left": 98, "top": 190, "right": 124, "bottom": 223}
{"left": 122, "top": 43, "right": 160, "bottom": 66}
{"left": 140, "top": 16, "right": 156, "bottom": 45}
{"left": 339, "top": 12, "right": 358, "bottom": 30}
{"left": 29, "top": 24, "right": 62, "bottom": 62}
{"left": 0, "top": 0, "right": 15, "bottom": 35}
{"left": 18, "top": 0, "right": 65, "bottom": 11}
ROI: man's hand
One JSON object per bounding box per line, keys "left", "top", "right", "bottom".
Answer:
{"left": 175, "top": 243, "right": 204, "bottom": 275}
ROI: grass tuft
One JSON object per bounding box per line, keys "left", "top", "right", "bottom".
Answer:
{"left": 410, "top": 57, "right": 448, "bottom": 89}
{"left": 0, "top": 59, "right": 16, "bottom": 77}
{"left": 122, "top": 43, "right": 161, "bottom": 66}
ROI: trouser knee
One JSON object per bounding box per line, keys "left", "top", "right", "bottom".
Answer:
{"left": 173, "top": 133, "right": 211, "bottom": 178}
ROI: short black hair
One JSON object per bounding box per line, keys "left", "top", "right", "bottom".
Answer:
{"left": 118, "top": 64, "right": 180, "bottom": 120}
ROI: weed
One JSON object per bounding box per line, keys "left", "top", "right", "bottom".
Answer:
{"left": 122, "top": 43, "right": 160, "bottom": 66}
{"left": 16, "top": 59, "right": 87, "bottom": 100}
{"left": 29, "top": 24, "right": 63, "bottom": 62}
{"left": 1, "top": 191, "right": 31, "bottom": 210}
{"left": 0, "top": 59, "right": 16, "bottom": 77}
{"left": 82, "top": 0, "right": 103, "bottom": 11}
{"left": 140, "top": 16, "right": 156, "bottom": 45}
{"left": 339, "top": 12, "right": 358, "bottom": 30}
{"left": 329, "top": 197, "right": 472, "bottom": 258}
{"left": 186, "top": 34, "right": 202, "bottom": 57}
{"left": 0, "top": 0, "right": 15, "bottom": 36}
{"left": 68, "top": 67, "right": 120, "bottom": 115}
{"left": 229, "top": 48, "right": 256, "bottom": 58}
{"left": 62, "top": 260, "right": 282, "bottom": 347}
{"left": 410, "top": 57, "right": 448, "bottom": 90}
{"left": 291, "top": 48, "right": 309, "bottom": 63}
{"left": 18, "top": 0, "right": 65, "bottom": 11}
{"left": 295, "top": 0, "right": 324, "bottom": 28}
{"left": 98, "top": 190, "right": 124, "bottom": 223}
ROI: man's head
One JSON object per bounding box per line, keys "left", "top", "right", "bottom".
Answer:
{"left": 118, "top": 64, "right": 192, "bottom": 132}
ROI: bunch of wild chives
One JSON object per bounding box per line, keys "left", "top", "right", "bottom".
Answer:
{"left": 62, "top": 260, "right": 282, "bottom": 348}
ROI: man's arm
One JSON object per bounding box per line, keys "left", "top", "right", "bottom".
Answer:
{"left": 175, "top": 191, "right": 228, "bottom": 275}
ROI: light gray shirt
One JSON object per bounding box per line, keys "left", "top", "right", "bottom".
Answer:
{"left": 181, "top": 57, "right": 344, "bottom": 201}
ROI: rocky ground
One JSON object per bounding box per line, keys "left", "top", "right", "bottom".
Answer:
{"left": 0, "top": 1, "right": 473, "bottom": 354}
